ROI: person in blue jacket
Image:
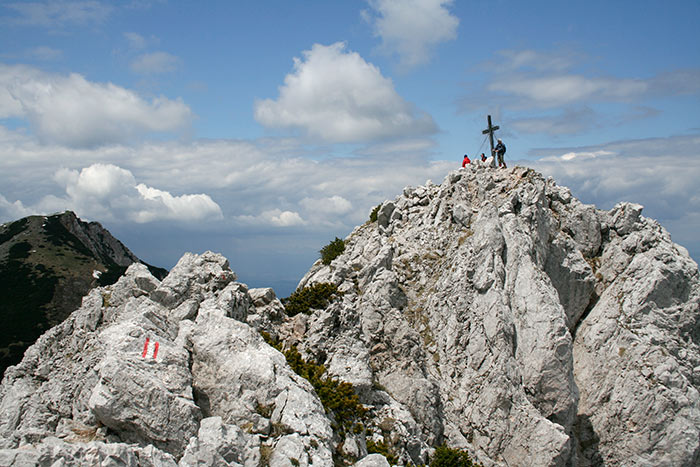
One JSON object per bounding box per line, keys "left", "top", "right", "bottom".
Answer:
{"left": 494, "top": 139, "right": 507, "bottom": 168}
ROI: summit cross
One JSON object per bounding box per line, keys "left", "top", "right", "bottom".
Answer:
{"left": 482, "top": 115, "right": 500, "bottom": 157}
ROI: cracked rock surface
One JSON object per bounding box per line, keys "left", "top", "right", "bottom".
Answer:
{"left": 1, "top": 166, "right": 699, "bottom": 466}
{"left": 291, "top": 166, "right": 700, "bottom": 466}
{"left": 0, "top": 253, "right": 333, "bottom": 466}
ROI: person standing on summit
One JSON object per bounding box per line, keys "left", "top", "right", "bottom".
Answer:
{"left": 494, "top": 139, "right": 506, "bottom": 168}
{"left": 462, "top": 154, "right": 471, "bottom": 167}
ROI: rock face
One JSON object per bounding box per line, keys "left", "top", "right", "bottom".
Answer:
{"left": 0, "top": 210, "right": 168, "bottom": 377}
{"left": 291, "top": 166, "right": 700, "bottom": 466}
{"left": 0, "top": 166, "right": 698, "bottom": 466}
{"left": 0, "top": 253, "right": 334, "bottom": 466}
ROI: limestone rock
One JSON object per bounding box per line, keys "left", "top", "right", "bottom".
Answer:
{"left": 0, "top": 251, "right": 335, "bottom": 465}
{"left": 1, "top": 165, "right": 698, "bottom": 467}
{"left": 289, "top": 165, "right": 700, "bottom": 466}
{"left": 246, "top": 287, "right": 286, "bottom": 336}
{"left": 180, "top": 416, "right": 260, "bottom": 467}
{"left": 0, "top": 437, "right": 177, "bottom": 467}
{"left": 354, "top": 453, "right": 391, "bottom": 467}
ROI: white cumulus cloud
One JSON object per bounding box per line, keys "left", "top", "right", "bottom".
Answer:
{"left": 0, "top": 163, "right": 223, "bottom": 224}
{"left": 300, "top": 195, "right": 353, "bottom": 216}
{"left": 134, "top": 184, "right": 222, "bottom": 223}
{"left": 57, "top": 163, "right": 135, "bottom": 200}
{"left": 0, "top": 194, "right": 32, "bottom": 220}
{"left": 236, "top": 209, "right": 305, "bottom": 228}
{"left": 254, "top": 42, "right": 437, "bottom": 143}
{"left": 0, "top": 63, "right": 192, "bottom": 147}
{"left": 364, "top": 0, "right": 458, "bottom": 68}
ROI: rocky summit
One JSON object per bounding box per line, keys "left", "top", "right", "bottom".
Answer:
{"left": 0, "top": 165, "right": 698, "bottom": 466}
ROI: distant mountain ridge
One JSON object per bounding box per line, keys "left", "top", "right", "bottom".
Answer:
{"left": 0, "top": 211, "right": 167, "bottom": 376}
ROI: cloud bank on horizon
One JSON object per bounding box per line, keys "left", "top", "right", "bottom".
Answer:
{"left": 0, "top": 0, "right": 698, "bottom": 293}
{"left": 1, "top": 162, "right": 222, "bottom": 224}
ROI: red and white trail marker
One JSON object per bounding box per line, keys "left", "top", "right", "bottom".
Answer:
{"left": 141, "top": 337, "right": 159, "bottom": 359}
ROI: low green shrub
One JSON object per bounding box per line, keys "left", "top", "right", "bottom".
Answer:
{"left": 366, "top": 439, "right": 398, "bottom": 465}
{"left": 8, "top": 241, "right": 31, "bottom": 260}
{"left": 430, "top": 444, "right": 480, "bottom": 467}
{"left": 369, "top": 204, "right": 381, "bottom": 223}
{"left": 282, "top": 282, "right": 342, "bottom": 316}
{"left": 260, "top": 333, "right": 366, "bottom": 436}
{"left": 320, "top": 237, "right": 345, "bottom": 265}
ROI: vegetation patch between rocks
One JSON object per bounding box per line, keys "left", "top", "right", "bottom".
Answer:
{"left": 282, "top": 282, "right": 343, "bottom": 317}
{"left": 369, "top": 205, "right": 381, "bottom": 223}
{"left": 0, "top": 218, "right": 28, "bottom": 244}
{"left": 320, "top": 237, "right": 346, "bottom": 265}
{"left": 429, "top": 444, "right": 481, "bottom": 467}
{"left": 0, "top": 251, "right": 58, "bottom": 375}
{"left": 260, "top": 332, "right": 367, "bottom": 437}
{"left": 367, "top": 439, "right": 398, "bottom": 465}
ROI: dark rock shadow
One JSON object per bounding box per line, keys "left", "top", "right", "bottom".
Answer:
{"left": 573, "top": 413, "right": 604, "bottom": 466}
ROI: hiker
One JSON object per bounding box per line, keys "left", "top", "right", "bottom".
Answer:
{"left": 494, "top": 139, "right": 507, "bottom": 168}
{"left": 462, "top": 154, "right": 471, "bottom": 167}
{"left": 480, "top": 153, "right": 487, "bottom": 162}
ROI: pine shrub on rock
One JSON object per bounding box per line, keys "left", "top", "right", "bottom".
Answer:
{"left": 260, "top": 333, "right": 366, "bottom": 436}
{"left": 369, "top": 204, "right": 381, "bottom": 223}
{"left": 283, "top": 282, "right": 342, "bottom": 316}
{"left": 366, "top": 439, "right": 398, "bottom": 465}
{"left": 320, "top": 237, "right": 345, "bottom": 265}
{"left": 430, "top": 444, "right": 480, "bottom": 467}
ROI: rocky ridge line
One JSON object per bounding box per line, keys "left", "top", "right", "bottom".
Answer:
{"left": 0, "top": 253, "right": 344, "bottom": 466}
{"left": 0, "top": 165, "right": 698, "bottom": 467}
{"left": 288, "top": 165, "right": 700, "bottom": 466}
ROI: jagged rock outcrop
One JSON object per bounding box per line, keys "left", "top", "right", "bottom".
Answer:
{"left": 0, "top": 253, "right": 335, "bottom": 466}
{"left": 0, "top": 166, "right": 698, "bottom": 466}
{"left": 0, "top": 211, "right": 168, "bottom": 377}
{"left": 291, "top": 165, "right": 700, "bottom": 466}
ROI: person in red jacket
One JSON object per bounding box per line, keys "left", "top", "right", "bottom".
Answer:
{"left": 462, "top": 154, "right": 471, "bottom": 167}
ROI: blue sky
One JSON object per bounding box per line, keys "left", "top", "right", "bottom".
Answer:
{"left": 1, "top": 0, "right": 699, "bottom": 296}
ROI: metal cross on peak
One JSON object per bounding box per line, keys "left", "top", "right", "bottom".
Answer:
{"left": 481, "top": 115, "right": 500, "bottom": 157}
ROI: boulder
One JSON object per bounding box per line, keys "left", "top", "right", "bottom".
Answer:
{"left": 0, "top": 252, "right": 335, "bottom": 465}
